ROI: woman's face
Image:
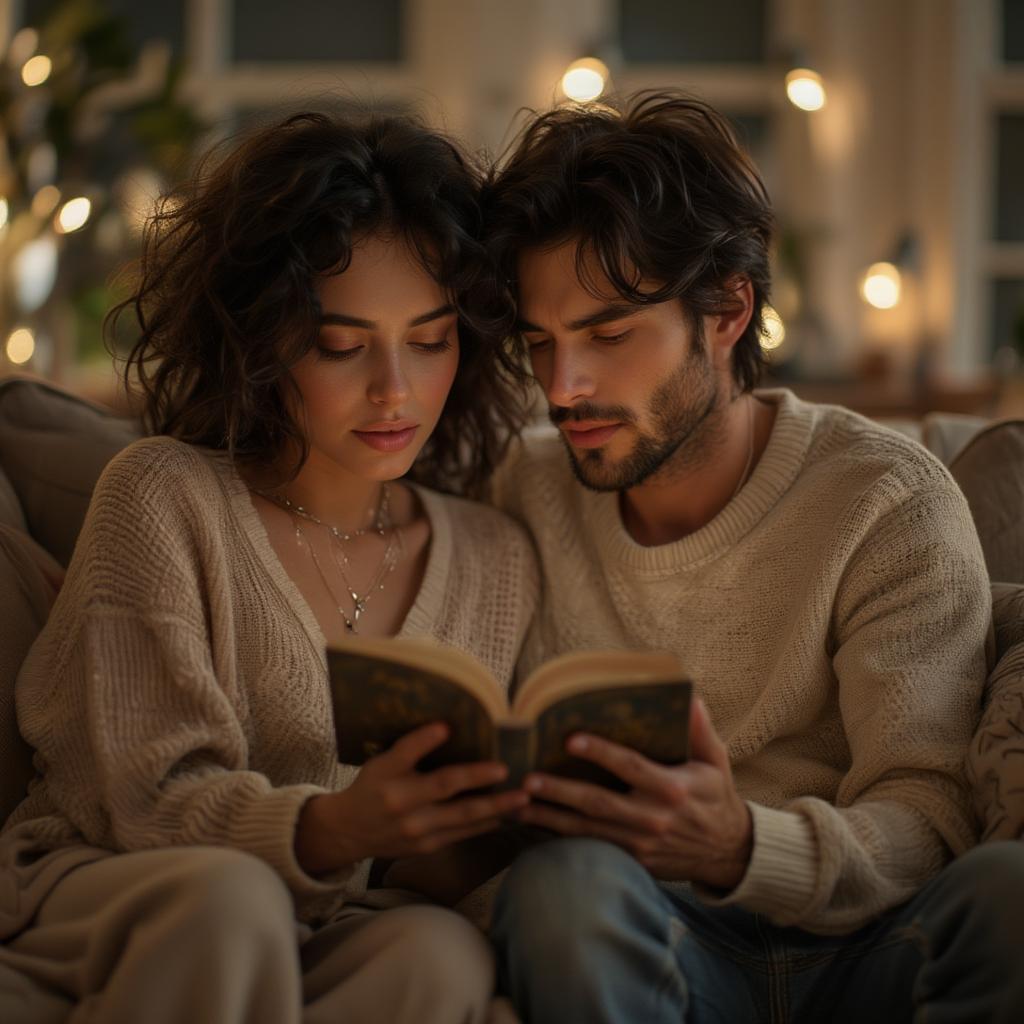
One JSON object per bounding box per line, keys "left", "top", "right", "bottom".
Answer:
{"left": 289, "top": 233, "right": 460, "bottom": 482}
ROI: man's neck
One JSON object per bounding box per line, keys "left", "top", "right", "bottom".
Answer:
{"left": 618, "top": 394, "right": 773, "bottom": 546}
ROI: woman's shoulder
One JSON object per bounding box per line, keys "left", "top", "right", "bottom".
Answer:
{"left": 98, "top": 436, "right": 225, "bottom": 506}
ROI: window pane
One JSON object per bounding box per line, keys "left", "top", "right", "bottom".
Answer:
{"left": 232, "top": 0, "right": 403, "bottom": 62}
{"left": 619, "top": 0, "right": 767, "bottom": 63}
{"left": 22, "top": 0, "right": 185, "bottom": 56}
{"left": 731, "top": 113, "right": 769, "bottom": 161}
{"left": 996, "top": 114, "right": 1024, "bottom": 242}
{"left": 992, "top": 278, "right": 1024, "bottom": 357}
{"left": 1004, "top": 0, "right": 1024, "bottom": 62}
{"left": 232, "top": 96, "right": 409, "bottom": 134}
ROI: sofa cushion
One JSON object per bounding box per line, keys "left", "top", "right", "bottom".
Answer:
{"left": 0, "top": 466, "right": 26, "bottom": 533}
{"left": 0, "top": 378, "right": 140, "bottom": 566}
{"left": 948, "top": 420, "right": 1024, "bottom": 586}
{"left": 0, "top": 524, "right": 64, "bottom": 824}
{"left": 921, "top": 412, "right": 988, "bottom": 466}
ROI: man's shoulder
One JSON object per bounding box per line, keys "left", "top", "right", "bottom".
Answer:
{"left": 799, "top": 397, "right": 957, "bottom": 502}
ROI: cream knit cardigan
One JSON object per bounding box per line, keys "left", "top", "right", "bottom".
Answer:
{"left": 493, "top": 388, "right": 992, "bottom": 936}
{"left": 0, "top": 437, "right": 538, "bottom": 937}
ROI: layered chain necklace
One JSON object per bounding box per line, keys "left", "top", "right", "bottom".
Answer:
{"left": 257, "top": 485, "right": 402, "bottom": 634}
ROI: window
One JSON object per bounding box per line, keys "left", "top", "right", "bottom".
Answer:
{"left": 231, "top": 0, "right": 403, "bottom": 63}
{"left": 618, "top": 0, "right": 767, "bottom": 64}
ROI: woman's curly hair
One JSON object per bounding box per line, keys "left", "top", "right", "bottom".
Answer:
{"left": 110, "top": 111, "right": 529, "bottom": 496}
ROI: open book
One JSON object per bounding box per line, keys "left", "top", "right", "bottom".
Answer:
{"left": 327, "top": 638, "right": 693, "bottom": 789}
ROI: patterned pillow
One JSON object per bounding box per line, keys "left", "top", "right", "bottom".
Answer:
{"left": 967, "top": 583, "right": 1024, "bottom": 841}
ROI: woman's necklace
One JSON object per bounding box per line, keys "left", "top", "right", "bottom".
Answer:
{"left": 257, "top": 485, "right": 402, "bottom": 634}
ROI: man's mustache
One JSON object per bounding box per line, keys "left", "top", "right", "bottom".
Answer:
{"left": 549, "top": 402, "right": 637, "bottom": 426}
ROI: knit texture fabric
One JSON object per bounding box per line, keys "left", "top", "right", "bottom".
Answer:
{"left": 492, "top": 388, "right": 991, "bottom": 935}
{"left": 0, "top": 436, "right": 538, "bottom": 937}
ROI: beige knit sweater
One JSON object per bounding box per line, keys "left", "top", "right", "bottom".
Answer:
{"left": 0, "top": 437, "right": 537, "bottom": 938}
{"left": 492, "top": 388, "right": 991, "bottom": 936}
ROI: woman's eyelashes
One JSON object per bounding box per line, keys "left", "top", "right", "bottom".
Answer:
{"left": 316, "top": 337, "right": 453, "bottom": 361}
{"left": 316, "top": 344, "right": 362, "bottom": 362}
{"left": 411, "top": 338, "right": 453, "bottom": 354}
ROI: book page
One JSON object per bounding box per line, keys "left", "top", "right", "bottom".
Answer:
{"left": 513, "top": 649, "right": 685, "bottom": 719}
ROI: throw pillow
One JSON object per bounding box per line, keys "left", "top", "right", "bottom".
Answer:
{"left": 0, "top": 467, "right": 26, "bottom": 533}
{"left": 0, "top": 378, "right": 140, "bottom": 565}
{"left": 0, "top": 524, "right": 64, "bottom": 824}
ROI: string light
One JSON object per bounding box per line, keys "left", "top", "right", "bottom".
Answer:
{"left": 5, "top": 328, "right": 36, "bottom": 365}
{"left": 55, "top": 196, "right": 92, "bottom": 233}
{"left": 561, "top": 58, "right": 609, "bottom": 103}
{"left": 785, "top": 68, "right": 826, "bottom": 111}
{"left": 760, "top": 306, "right": 786, "bottom": 350}
{"left": 861, "top": 262, "right": 902, "bottom": 309}
{"left": 21, "top": 54, "right": 52, "bottom": 87}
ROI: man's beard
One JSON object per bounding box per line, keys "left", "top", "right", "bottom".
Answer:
{"left": 549, "top": 339, "right": 720, "bottom": 493}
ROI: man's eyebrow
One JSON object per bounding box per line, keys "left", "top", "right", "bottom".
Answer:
{"left": 567, "top": 303, "right": 642, "bottom": 331}
{"left": 320, "top": 304, "right": 455, "bottom": 330}
{"left": 515, "top": 303, "right": 641, "bottom": 334}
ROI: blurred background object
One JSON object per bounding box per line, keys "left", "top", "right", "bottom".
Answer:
{"left": 0, "top": 0, "right": 1023, "bottom": 419}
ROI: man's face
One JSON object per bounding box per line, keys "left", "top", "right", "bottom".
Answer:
{"left": 517, "top": 240, "right": 724, "bottom": 491}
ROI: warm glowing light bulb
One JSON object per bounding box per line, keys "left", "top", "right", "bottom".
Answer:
{"left": 0, "top": 198, "right": 8, "bottom": 231}
{"left": 56, "top": 196, "right": 92, "bottom": 233}
{"left": 760, "top": 306, "right": 786, "bottom": 350}
{"left": 21, "top": 54, "right": 52, "bottom": 87}
{"left": 561, "top": 58, "right": 609, "bottom": 102}
{"left": 31, "top": 185, "right": 61, "bottom": 218}
{"left": 861, "top": 262, "right": 902, "bottom": 309}
{"left": 5, "top": 328, "right": 36, "bottom": 365}
{"left": 785, "top": 68, "right": 826, "bottom": 111}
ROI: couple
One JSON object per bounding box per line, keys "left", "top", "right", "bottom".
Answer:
{"left": 1, "top": 92, "right": 1023, "bottom": 1023}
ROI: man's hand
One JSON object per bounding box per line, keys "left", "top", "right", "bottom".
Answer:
{"left": 513, "top": 697, "right": 753, "bottom": 890}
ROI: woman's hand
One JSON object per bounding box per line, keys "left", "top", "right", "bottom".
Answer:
{"left": 295, "top": 723, "right": 529, "bottom": 875}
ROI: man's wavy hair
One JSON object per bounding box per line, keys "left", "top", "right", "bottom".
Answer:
{"left": 110, "top": 111, "right": 528, "bottom": 496}
{"left": 483, "top": 90, "right": 775, "bottom": 392}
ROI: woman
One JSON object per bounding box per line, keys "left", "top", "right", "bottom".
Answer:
{"left": 0, "top": 112, "right": 537, "bottom": 1023}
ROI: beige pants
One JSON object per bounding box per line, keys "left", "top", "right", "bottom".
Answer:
{"left": 0, "top": 846, "right": 503, "bottom": 1024}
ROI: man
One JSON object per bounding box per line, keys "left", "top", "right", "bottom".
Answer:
{"left": 483, "top": 91, "right": 1024, "bottom": 1023}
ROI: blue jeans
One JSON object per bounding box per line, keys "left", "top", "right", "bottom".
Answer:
{"left": 491, "top": 838, "right": 1024, "bottom": 1023}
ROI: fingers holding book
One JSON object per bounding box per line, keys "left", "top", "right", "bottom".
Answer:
{"left": 294, "top": 722, "right": 530, "bottom": 875}
{"left": 511, "top": 700, "right": 753, "bottom": 890}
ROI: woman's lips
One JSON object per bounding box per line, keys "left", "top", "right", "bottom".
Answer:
{"left": 562, "top": 423, "right": 622, "bottom": 449}
{"left": 352, "top": 426, "right": 419, "bottom": 452}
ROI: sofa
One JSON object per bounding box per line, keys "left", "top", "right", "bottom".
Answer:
{"left": 1, "top": 373, "right": 1023, "bottom": 993}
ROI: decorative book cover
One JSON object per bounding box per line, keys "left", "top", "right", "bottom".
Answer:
{"left": 328, "top": 642, "right": 692, "bottom": 789}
